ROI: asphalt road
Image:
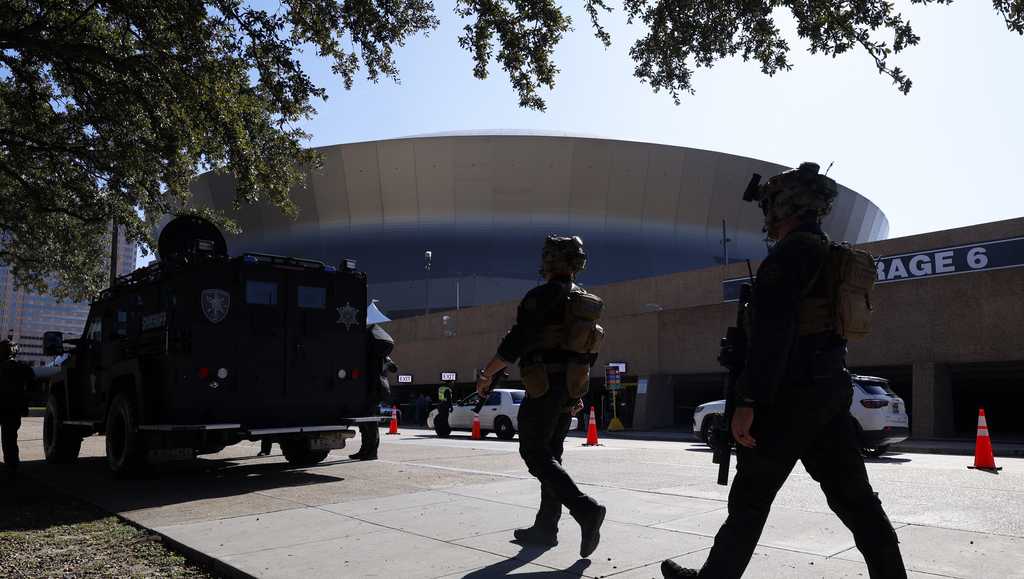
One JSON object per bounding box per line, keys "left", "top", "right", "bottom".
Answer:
{"left": 13, "top": 419, "right": 1024, "bottom": 578}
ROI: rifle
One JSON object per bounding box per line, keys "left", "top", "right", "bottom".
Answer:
{"left": 714, "top": 282, "right": 752, "bottom": 486}
{"left": 473, "top": 369, "right": 511, "bottom": 413}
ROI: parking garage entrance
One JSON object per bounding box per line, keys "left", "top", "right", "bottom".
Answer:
{"left": 950, "top": 361, "right": 1024, "bottom": 440}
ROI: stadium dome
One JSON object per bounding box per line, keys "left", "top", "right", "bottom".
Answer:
{"left": 188, "top": 133, "right": 888, "bottom": 317}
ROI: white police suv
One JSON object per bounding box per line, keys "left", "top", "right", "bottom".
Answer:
{"left": 427, "top": 389, "right": 578, "bottom": 440}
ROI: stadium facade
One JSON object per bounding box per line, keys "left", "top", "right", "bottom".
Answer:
{"left": 188, "top": 133, "right": 888, "bottom": 317}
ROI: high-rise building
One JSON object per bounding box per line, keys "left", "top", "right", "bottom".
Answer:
{"left": 0, "top": 227, "right": 136, "bottom": 366}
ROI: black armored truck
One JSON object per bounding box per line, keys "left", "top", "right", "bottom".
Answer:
{"left": 41, "top": 216, "right": 378, "bottom": 474}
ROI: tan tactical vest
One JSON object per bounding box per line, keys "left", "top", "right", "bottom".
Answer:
{"left": 798, "top": 238, "right": 877, "bottom": 340}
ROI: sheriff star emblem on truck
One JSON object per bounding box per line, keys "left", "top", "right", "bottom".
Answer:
{"left": 201, "top": 289, "right": 230, "bottom": 324}
{"left": 336, "top": 302, "right": 360, "bottom": 330}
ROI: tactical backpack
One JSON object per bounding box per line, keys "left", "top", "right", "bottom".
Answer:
{"left": 830, "top": 243, "right": 877, "bottom": 340}
{"left": 564, "top": 284, "right": 605, "bottom": 355}
{"left": 799, "top": 242, "right": 877, "bottom": 340}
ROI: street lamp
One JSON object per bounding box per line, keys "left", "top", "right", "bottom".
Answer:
{"left": 424, "top": 250, "right": 432, "bottom": 315}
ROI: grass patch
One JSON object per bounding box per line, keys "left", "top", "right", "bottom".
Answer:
{"left": 0, "top": 479, "right": 216, "bottom": 578}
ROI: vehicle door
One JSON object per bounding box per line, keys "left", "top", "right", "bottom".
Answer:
{"left": 284, "top": 272, "right": 333, "bottom": 407}
{"left": 67, "top": 309, "right": 107, "bottom": 418}
{"left": 479, "top": 391, "right": 503, "bottom": 429}
{"left": 449, "top": 393, "right": 478, "bottom": 428}
{"left": 283, "top": 267, "right": 368, "bottom": 421}
{"left": 238, "top": 267, "right": 288, "bottom": 424}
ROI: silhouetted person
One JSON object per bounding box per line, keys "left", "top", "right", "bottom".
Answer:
{"left": 0, "top": 341, "right": 32, "bottom": 481}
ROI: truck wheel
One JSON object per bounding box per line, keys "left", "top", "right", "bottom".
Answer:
{"left": 280, "top": 440, "right": 330, "bottom": 466}
{"left": 699, "top": 416, "right": 715, "bottom": 445}
{"left": 106, "top": 394, "right": 147, "bottom": 475}
{"left": 44, "top": 394, "right": 83, "bottom": 464}
{"left": 495, "top": 417, "right": 515, "bottom": 440}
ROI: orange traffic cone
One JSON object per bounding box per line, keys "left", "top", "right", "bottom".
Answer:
{"left": 582, "top": 406, "right": 601, "bottom": 446}
{"left": 471, "top": 413, "right": 481, "bottom": 439}
{"left": 968, "top": 408, "right": 1001, "bottom": 472}
{"left": 386, "top": 405, "right": 400, "bottom": 435}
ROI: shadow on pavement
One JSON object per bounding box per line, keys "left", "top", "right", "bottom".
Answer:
{"left": 462, "top": 543, "right": 592, "bottom": 578}
{"left": 863, "top": 455, "right": 912, "bottom": 464}
{"left": 19, "top": 455, "right": 346, "bottom": 515}
{"left": 0, "top": 477, "right": 104, "bottom": 532}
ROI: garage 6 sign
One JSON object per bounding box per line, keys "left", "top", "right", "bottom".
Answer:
{"left": 875, "top": 237, "right": 1024, "bottom": 284}
{"left": 723, "top": 237, "right": 1024, "bottom": 301}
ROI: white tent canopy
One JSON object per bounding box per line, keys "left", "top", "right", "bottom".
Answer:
{"left": 366, "top": 300, "right": 391, "bottom": 324}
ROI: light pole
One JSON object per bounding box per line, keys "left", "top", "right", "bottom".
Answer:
{"left": 424, "top": 250, "right": 432, "bottom": 315}
{"left": 721, "top": 219, "right": 732, "bottom": 267}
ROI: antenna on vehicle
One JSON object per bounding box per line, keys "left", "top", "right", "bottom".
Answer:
{"left": 824, "top": 161, "right": 835, "bottom": 175}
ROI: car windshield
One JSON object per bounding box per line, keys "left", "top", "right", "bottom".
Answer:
{"left": 510, "top": 391, "right": 525, "bottom": 404}
{"left": 855, "top": 381, "right": 893, "bottom": 396}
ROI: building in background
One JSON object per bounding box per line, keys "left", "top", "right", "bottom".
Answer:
{"left": 0, "top": 228, "right": 136, "bottom": 366}
{"left": 188, "top": 132, "right": 888, "bottom": 318}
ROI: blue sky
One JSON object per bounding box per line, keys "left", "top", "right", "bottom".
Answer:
{"left": 292, "top": 0, "right": 1023, "bottom": 240}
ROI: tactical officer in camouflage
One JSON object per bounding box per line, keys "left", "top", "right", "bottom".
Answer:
{"left": 663, "top": 163, "right": 906, "bottom": 579}
{"left": 476, "top": 236, "right": 607, "bottom": 559}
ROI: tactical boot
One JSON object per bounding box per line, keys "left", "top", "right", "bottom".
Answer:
{"left": 576, "top": 503, "right": 606, "bottom": 558}
{"left": 512, "top": 526, "right": 558, "bottom": 547}
{"left": 348, "top": 450, "right": 377, "bottom": 461}
{"left": 661, "top": 560, "right": 699, "bottom": 578}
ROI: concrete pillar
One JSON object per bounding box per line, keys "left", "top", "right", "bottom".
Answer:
{"left": 911, "top": 362, "right": 954, "bottom": 438}
{"left": 633, "top": 374, "right": 674, "bottom": 430}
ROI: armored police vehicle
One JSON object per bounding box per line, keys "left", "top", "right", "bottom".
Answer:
{"left": 41, "top": 216, "right": 376, "bottom": 474}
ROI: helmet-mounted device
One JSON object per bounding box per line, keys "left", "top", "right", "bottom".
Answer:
{"left": 540, "top": 235, "right": 587, "bottom": 276}
{"left": 742, "top": 162, "right": 839, "bottom": 226}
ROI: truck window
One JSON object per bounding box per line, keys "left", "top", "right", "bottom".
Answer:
{"left": 116, "top": 311, "right": 128, "bottom": 337}
{"left": 246, "top": 281, "right": 278, "bottom": 305}
{"left": 87, "top": 319, "right": 102, "bottom": 342}
{"left": 297, "top": 286, "right": 327, "bottom": 309}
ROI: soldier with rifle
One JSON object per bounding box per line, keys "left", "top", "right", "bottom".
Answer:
{"left": 663, "top": 163, "right": 906, "bottom": 579}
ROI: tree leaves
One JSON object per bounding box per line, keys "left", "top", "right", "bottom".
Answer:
{"left": 0, "top": 0, "right": 436, "bottom": 301}
{"left": 1, "top": 0, "right": 1021, "bottom": 301}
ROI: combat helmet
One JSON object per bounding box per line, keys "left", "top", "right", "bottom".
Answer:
{"left": 540, "top": 235, "right": 587, "bottom": 276}
{"left": 743, "top": 162, "right": 838, "bottom": 229}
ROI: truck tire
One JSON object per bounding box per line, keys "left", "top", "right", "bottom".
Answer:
{"left": 44, "top": 394, "right": 83, "bottom": 464}
{"left": 280, "top": 440, "right": 330, "bottom": 466}
{"left": 494, "top": 416, "right": 515, "bottom": 440}
{"left": 106, "top": 394, "right": 147, "bottom": 476}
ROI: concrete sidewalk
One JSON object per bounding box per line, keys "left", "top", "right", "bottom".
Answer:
{"left": 13, "top": 418, "right": 1024, "bottom": 579}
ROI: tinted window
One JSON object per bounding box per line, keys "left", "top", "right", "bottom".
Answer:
{"left": 297, "top": 286, "right": 327, "bottom": 309}
{"left": 510, "top": 391, "right": 525, "bottom": 404}
{"left": 485, "top": 392, "right": 502, "bottom": 406}
{"left": 855, "top": 381, "right": 892, "bottom": 396}
{"left": 87, "top": 319, "right": 102, "bottom": 342}
{"left": 246, "top": 281, "right": 277, "bottom": 305}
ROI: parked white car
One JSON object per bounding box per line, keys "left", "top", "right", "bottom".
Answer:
{"left": 692, "top": 375, "right": 909, "bottom": 457}
{"left": 427, "top": 389, "right": 578, "bottom": 440}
